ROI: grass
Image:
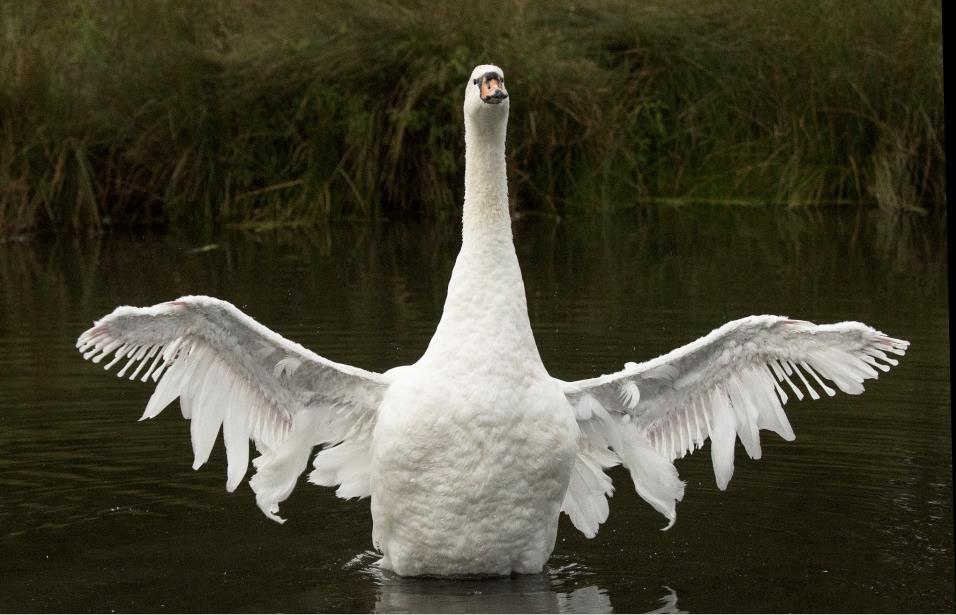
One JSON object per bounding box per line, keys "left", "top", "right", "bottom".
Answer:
{"left": 0, "top": 0, "right": 945, "bottom": 235}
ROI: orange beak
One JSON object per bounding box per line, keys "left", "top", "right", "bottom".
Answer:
{"left": 479, "top": 75, "right": 508, "bottom": 104}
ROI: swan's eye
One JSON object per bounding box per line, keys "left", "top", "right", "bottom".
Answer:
{"left": 473, "top": 78, "right": 480, "bottom": 86}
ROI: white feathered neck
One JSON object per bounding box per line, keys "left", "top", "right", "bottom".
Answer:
{"left": 462, "top": 110, "right": 510, "bottom": 243}
{"left": 422, "top": 101, "right": 541, "bottom": 364}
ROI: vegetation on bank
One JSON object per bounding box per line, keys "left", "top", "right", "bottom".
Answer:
{"left": 0, "top": 0, "right": 944, "bottom": 234}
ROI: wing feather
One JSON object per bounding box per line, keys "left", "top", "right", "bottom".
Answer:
{"left": 560, "top": 410, "right": 618, "bottom": 538}
{"left": 559, "top": 315, "right": 908, "bottom": 534}
{"left": 77, "top": 295, "right": 390, "bottom": 521}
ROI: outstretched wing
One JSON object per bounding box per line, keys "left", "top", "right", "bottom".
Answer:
{"left": 76, "top": 295, "right": 389, "bottom": 522}
{"left": 558, "top": 315, "right": 909, "bottom": 536}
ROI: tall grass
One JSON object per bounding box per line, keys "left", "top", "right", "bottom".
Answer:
{"left": 0, "top": 0, "right": 944, "bottom": 234}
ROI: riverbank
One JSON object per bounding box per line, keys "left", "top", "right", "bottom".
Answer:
{"left": 0, "top": 0, "right": 944, "bottom": 235}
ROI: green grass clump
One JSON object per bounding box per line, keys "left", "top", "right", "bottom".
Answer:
{"left": 0, "top": 0, "right": 944, "bottom": 234}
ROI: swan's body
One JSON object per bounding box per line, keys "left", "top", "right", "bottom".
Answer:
{"left": 77, "top": 65, "right": 909, "bottom": 577}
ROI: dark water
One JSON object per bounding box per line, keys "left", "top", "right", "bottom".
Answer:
{"left": 0, "top": 207, "right": 951, "bottom": 613}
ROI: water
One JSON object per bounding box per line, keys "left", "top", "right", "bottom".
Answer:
{"left": 0, "top": 207, "right": 951, "bottom": 612}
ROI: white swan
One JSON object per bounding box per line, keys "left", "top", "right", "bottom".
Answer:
{"left": 76, "top": 65, "right": 909, "bottom": 577}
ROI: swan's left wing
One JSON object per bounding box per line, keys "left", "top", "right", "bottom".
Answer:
{"left": 558, "top": 315, "right": 908, "bottom": 536}
{"left": 76, "top": 295, "right": 389, "bottom": 522}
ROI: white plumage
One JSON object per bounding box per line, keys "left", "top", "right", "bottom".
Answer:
{"left": 76, "top": 64, "right": 909, "bottom": 576}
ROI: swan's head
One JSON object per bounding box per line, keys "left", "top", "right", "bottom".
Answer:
{"left": 464, "top": 64, "right": 509, "bottom": 120}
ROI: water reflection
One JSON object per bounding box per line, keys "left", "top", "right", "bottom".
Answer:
{"left": 646, "top": 588, "right": 683, "bottom": 614}
{"left": 297, "top": 551, "right": 628, "bottom": 613}
{"left": 372, "top": 571, "right": 612, "bottom": 614}
{"left": 333, "top": 555, "right": 682, "bottom": 614}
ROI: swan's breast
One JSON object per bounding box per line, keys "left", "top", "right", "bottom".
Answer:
{"left": 369, "top": 364, "right": 577, "bottom": 575}
{"left": 373, "top": 362, "right": 574, "bottom": 467}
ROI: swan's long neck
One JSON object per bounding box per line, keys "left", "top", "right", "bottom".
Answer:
{"left": 462, "top": 115, "right": 510, "bottom": 244}
{"left": 422, "top": 110, "right": 542, "bottom": 367}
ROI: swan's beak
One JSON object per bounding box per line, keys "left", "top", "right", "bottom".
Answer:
{"left": 480, "top": 75, "right": 508, "bottom": 105}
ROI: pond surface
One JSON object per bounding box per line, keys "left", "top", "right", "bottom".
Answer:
{"left": 0, "top": 207, "right": 951, "bottom": 613}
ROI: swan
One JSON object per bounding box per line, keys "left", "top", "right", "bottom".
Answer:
{"left": 76, "top": 64, "right": 909, "bottom": 577}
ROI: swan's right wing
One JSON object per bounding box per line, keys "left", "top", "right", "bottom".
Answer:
{"left": 76, "top": 295, "right": 389, "bottom": 521}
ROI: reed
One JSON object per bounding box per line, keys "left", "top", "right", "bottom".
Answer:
{"left": 0, "top": 0, "right": 944, "bottom": 235}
